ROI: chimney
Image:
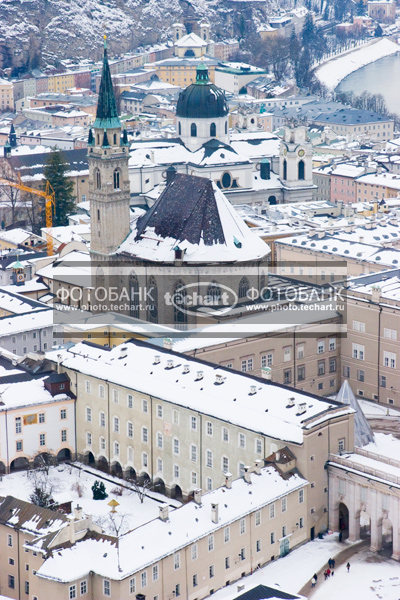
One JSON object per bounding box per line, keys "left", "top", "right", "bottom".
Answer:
{"left": 211, "top": 503, "right": 219, "bottom": 524}
{"left": 297, "top": 402, "right": 307, "bottom": 415}
{"left": 215, "top": 373, "right": 225, "bottom": 385}
{"left": 57, "top": 353, "right": 62, "bottom": 374}
{"left": 163, "top": 338, "right": 173, "bottom": 350}
{"left": 193, "top": 489, "right": 202, "bottom": 505}
{"left": 371, "top": 285, "right": 381, "bottom": 303}
{"left": 166, "top": 359, "right": 174, "bottom": 369}
{"left": 287, "top": 397, "right": 295, "bottom": 407}
{"left": 195, "top": 371, "right": 204, "bottom": 381}
{"left": 153, "top": 355, "right": 160, "bottom": 365}
{"left": 254, "top": 459, "right": 262, "bottom": 475}
{"left": 74, "top": 505, "right": 83, "bottom": 521}
{"left": 119, "top": 346, "right": 128, "bottom": 359}
{"left": 159, "top": 504, "right": 169, "bottom": 522}
{"left": 261, "top": 366, "right": 271, "bottom": 380}
{"left": 183, "top": 364, "right": 190, "bottom": 374}
{"left": 249, "top": 385, "right": 257, "bottom": 395}
{"left": 359, "top": 236, "right": 364, "bottom": 244}
{"left": 276, "top": 450, "right": 281, "bottom": 461}
{"left": 225, "top": 473, "right": 233, "bottom": 489}
{"left": 243, "top": 466, "right": 252, "bottom": 484}
{"left": 317, "top": 230, "right": 325, "bottom": 239}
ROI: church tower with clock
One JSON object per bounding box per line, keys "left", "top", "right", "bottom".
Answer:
{"left": 279, "top": 125, "right": 314, "bottom": 202}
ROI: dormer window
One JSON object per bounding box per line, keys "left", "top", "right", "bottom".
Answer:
{"left": 191, "top": 123, "right": 197, "bottom": 137}
{"left": 174, "top": 246, "right": 183, "bottom": 260}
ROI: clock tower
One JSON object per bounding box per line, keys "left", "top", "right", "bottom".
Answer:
{"left": 279, "top": 125, "right": 314, "bottom": 201}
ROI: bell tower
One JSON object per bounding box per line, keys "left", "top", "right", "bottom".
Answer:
{"left": 88, "top": 36, "right": 130, "bottom": 256}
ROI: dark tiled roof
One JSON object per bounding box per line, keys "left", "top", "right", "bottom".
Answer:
{"left": 0, "top": 495, "right": 68, "bottom": 532}
{"left": 235, "top": 584, "right": 300, "bottom": 600}
{"left": 93, "top": 42, "right": 120, "bottom": 130}
{"left": 44, "top": 372, "right": 69, "bottom": 384}
{"left": 135, "top": 174, "right": 225, "bottom": 246}
{"left": 8, "top": 149, "right": 88, "bottom": 178}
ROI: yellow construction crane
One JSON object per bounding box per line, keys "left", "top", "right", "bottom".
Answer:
{"left": 0, "top": 177, "right": 55, "bottom": 256}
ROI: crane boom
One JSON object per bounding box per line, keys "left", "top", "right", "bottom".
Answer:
{"left": 0, "top": 177, "right": 55, "bottom": 256}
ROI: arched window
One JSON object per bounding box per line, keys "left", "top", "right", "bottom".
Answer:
{"left": 225, "top": 121, "right": 228, "bottom": 135}
{"left": 210, "top": 123, "right": 216, "bottom": 137}
{"left": 268, "top": 195, "right": 277, "bottom": 205}
{"left": 95, "top": 169, "right": 101, "bottom": 190}
{"left": 298, "top": 160, "right": 305, "bottom": 180}
{"left": 147, "top": 276, "right": 158, "bottom": 323}
{"left": 191, "top": 123, "right": 197, "bottom": 137}
{"left": 97, "top": 134, "right": 100, "bottom": 145}
{"left": 113, "top": 133, "right": 117, "bottom": 145}
{"left": 130, "top": 272, "right": 139, "bottom": 319}
{"left": 283, "top": 159, "right": 287, "bottom": 180}
{"left": 113, "top": 169, "right": 120, "bottom": 189}
{"left": 207, "top": 281, "right": 221, "bottom": 303}
{"left": 239, "top": 277, "right": 250, "bottom": 299}
{"left": 173, "top": 280, "right": 187, "bottom": 329}
{"left": 178, "top": 122, "right": 181, "bottom": 136}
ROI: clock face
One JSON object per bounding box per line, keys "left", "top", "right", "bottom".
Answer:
{"left": 298, "top": 149, "right": 305, "bottom": 157}
{"left": 17, "top": 274, "right": 24, "bottom": 282}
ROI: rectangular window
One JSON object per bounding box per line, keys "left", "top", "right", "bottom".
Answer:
{"left": 142, "top": 399, "right": 148, "bottom": 413}
{"left": 255, "top": 510, "right": 261, "bottom": 526}
{"left": 224, "top": 527, "right": 230, "bottom": 543}
{"left": 206, "top": 450, "right": 213, "bottom": 468}
{"left": 222, "top": 427, "right": 229, "bottom": 442}
{"left": 173, "top": 409, "right": 179, "bottom": 425}
{"left": 225, "top": 556, "right": 230, "bottom": 569}
{"left": 175, "top": 583, "right": 181, "bottom": 597}
{"left": 240, "top": 518, "right": 246, "bottom": 534}
{"left": 270, "top": 503, "right": 275, "bottom": 519}
{"left": 281, "top": 497, "right": 287, "bottom": 513}
{"left": 86, "top": 407, "right": 92, "bottom": 422}
{"left": 299, "top": 517, "right": 304, "bottom": 528}
{"left": 283, "top": 347, "right": 291, "bottom": 362}
{"left": 61, "top": 429, "right": 67, "bottom": 443}
{"left": 338, "top": 438, "right": 345, "bottom": 452}
{"left": 297, "top": 344, "right": 305, "bottom": 359}
{"left": 317, "top": 340, "right": 325, "bottom": 354}
{"left": 174, "top": 553, "right": 180, "bottom": 570}
{"left": 261, "top": 352, "right": 273, "bottom": 367}
{"left": 113, "top": 416, "right": 119, "bottom": 433}
{"left": 256, "top": 438, "right": 262, "bottom": 454}
{"left": 329, "top": 358, "right": 337, "bottom": 373}
{"left": 157, "top": 404, "right": 163, "bottom": 418}
{"left": 206, "top": 477, "right": 213, "bottom": 491}
{"left": 85, "top": 380, "right": 91, "bottom": 394}
{"left": 282, "top": 525, "right": 287, "bottom": 537}
{"left": 191, "top": 471, "right": 197, "bottom": 485}
{"left": 174, "top": 464, "right": 179, "bottom": 478}
{"left": 112, "top": 389, "right": 119, "bottom": 403}
{"left": 100, "top": 437, "right": 106, "bottom": 451}
{"left": 39, "top": 412, "right": 45, "bottom": 424}
{"left": 173, "top": 438, "right": 180, "bottom": 455}
{"left": 152, "top": 564, "right": 159, "bottom": 581}
{"left": 284, "top": 369, "right": 292, "bottom": 384}
{"left": 60, "top": 408, "right": 67, "bottom": 420}
{"left": 99, "top": 385, "right": 105, "bottom": 399}
{"left": 156, "top": 432, "right": 163, "bottom": 449}
{"left": 297, "top": 365, "right": 305, "bottom": 381}
{"left": 384, "top": 328, "right": 397, "bottom": 340}
{"left": 384, "top": 351, "right": 396, "bottom": 369}
{"left": 190, "top": 444, "right": 197, "bottom": 462}
{"left": 157, "top": 458, "right": 163, "bottom": 473}
{"left": 191, "top": 544, "right": 198, "bottom": 561}
{"left": 191, "top": 416, "right": 197, "bottom": 430}
{"left": 299, "top": 489, "right": 304, "bottom": 504}
{"left": 142, "top": 427, "right": 148, "bottom": 443}
{"left": 318, "top": 361, "right": 325, "bottom": 376}
{"left": 69, "top": 585, "right": 76, "bottom": 599}
{"left": 380, "top": 375, "right": 387, "bottom": 388}
{"left": 114, "top": 441, "right": 119, "bottom": 456}
{"left": 256, "top": 539, "right": 261, "bottom": 552}
{"left": 353, "top": 343, "right": 365, "bottom": 360}
{"left": 209, "top": 564, "right": 215, "bottom": 577}
{"left": 127, "top": 394, "right": 133, "bottom": 408}
{"left": 239, "top": 433, "right": 246, "bottom": 448}
{"left": 129, "top": 578, "right": 135, "bottom": 594}
{"left": 142, "top": 452, "right": 148, "bottom": 468}
{"left": 343, "top": 366, "right": 350, "bottom": 378}
{"left": 329, "top": 338, "right": 336, "bottom": 351}
{"left": 80, "top": 580, "right": 87, "bottom": 595}
{"left": 357, "top": 369, "right": 365, "bottom": 382}
{"left": 15, "top": 417, "right": 21, "bottom": 434}
{"left": 208, "top": 535, "right": 214, "bottom": 551}
{"left": 222, "top": 456, "right": 229, "bottom": 473}
{"left": 127, "top": 421, "right": 133, "bottom": 438}
{"left": 40, "top": 433, "right": 46, "bottom": 446}
{"left": 206, "top": 421, "right": 213, "bottom": 436}
{"left": 353, "top": 320, "right": 365, "bottom": 332}
{"left": 8, "top": 534, "right": 12, "bottom": 547}
{"left": 271, "top": 531, "right": 275, "bottom": 544}
{"left": 141, "top": 572, "right": 147, "bottom": 588}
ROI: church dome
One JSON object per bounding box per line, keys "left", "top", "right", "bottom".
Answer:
{"left": 176, "top": 63, "right": 229, "bottom": 119}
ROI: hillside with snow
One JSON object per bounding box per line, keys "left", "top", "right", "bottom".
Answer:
{"left": 0, "top": 0, "right": 272, "bottom": 72}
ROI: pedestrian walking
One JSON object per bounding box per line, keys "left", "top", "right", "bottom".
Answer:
{"left": 327, "top": 568, "right": 331, "bottom": 577}
{"left": 311, "top": 577, "right": 316, "bottom": 587}
{"left": 346, "top": 562, "right": 351, "bottom": 572}
{"left": 331, "top": 570, "right": 334, "bottom": 577}
{"left": 313, "top": 573, "right": 318, "bottom": 583}
{"left": 328, "top": 558, "right": 333, "bottom": 569}
{"left": 324, "top": 570, "right": 328, "bottom": 580}
{"left": 332, "top": 559, "right": 335, "bottom": 568}
{"left": 339, "top": 531, "right": 343, "bottom": 542}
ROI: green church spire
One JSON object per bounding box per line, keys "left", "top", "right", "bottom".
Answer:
{"left": 93, "top": 36, "right": 121, "bottom": 130}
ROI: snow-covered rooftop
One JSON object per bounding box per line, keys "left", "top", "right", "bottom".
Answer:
{"left": 0, "top": 309, "right": 53, "bottom": 337}
{"left": 51, "top": 340, "right": 352, "bottom": 445}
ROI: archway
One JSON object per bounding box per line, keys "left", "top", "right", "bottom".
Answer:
{"left": 138, "top": 471, "right": 151, "bottom": 486}
{"left": 268, "top": 195, "right": 277, "bottom": 205}
{"left": 57, "top": 448, "right": 71, "bottom": 463}
{"left": 153, "top": 478, "right": 166, "bottom": 495}
{"left": 84, "top": 451, "right": 95, "bottom": 466}
{"left": 360, "top": 509, "right": 370, "bottom": 539}
{"left": 10, "top": 457, "right": 29, "bottom": 472}
{"left": 33, "top": 452, "right": 55, "bottom": 469}
{"left": 171, "top": 484, "right": 183, "bottom": 501}
{"left": 298, "top": 160, "right": 305, "bottom": 180}
{"left": 97, "top": 456, "right": 109, "bottom": 473}
{"left": 339, "top": 502, "right": 349, "bottom": 539}
{"left": 124, "top": 467, "right": 136, "bottom": 482}
{"left": 283, "top": 159, "right": 287, "bottom": 180}
{"left": 382, "top": 517, "right": 393, "bottom": 553}
{"left": 111, "top": 461, "right": 123, "bottom": 478}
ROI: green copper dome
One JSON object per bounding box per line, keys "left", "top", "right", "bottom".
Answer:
{"left": 176, "top": 63, "right": 229, "bottom": 119}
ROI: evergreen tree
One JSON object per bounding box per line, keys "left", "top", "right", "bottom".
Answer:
{"left": 374, "top": 23, "right": 383, "bottom": 37}
{"left": 30, "top": 487, "right": 58, "bottom": 510}
{"left": 289, "top": 28, "right": 301, "bottom": 68}
{"left": 302, "top": 12, "right": 316, "bottom": 47}
{"left": 43, "top": 148, "right": 76, "bottom": 227}
{"left": 356, "top": 0, "right": 365, "bottom": 15}
{"left": 92, "top": 480, "right": 108, "bottom": 500}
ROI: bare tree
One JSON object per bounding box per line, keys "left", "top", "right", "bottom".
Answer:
{"left": 95, "top": 512, "right": 131, "bottom": 572}
{"left": 129, "top": 478, "right": 152, "bottom": 504}
{"left": 27, "top": 454, "right": 62, "bottom": 509}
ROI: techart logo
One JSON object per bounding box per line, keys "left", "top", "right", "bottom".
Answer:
{"left": 164, "top": 282, "right": 238, "bottom": 318}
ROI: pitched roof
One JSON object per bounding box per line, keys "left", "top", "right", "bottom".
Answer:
{"left": 0, "top": 495, "right": 68, "bottom": 534}
{"left": 234, "top": 584, "right": 302, "bottom": 600}
{"left": 337, "top": 380, "right": 374, "bottom": 447}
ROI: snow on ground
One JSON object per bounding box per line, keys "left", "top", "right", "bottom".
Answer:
{"left": 311, "top": 548, "right": 400, "bottom": 600}
{"left": 316, "top": 38, "right": 400, "bottom": 90}
{"left": 0, "top": 463, "right": 180, "bottom": 535}
{"left": 359, "top": 400, "right": 400, "bottom": 418}
{"left": 363, "top": 432, "right": 400, "bottom": 461}
{"left": 210, "top": 532, "right": 353, "bottom": 599}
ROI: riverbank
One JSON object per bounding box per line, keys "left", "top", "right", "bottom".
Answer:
{"left": 315, "top": 37, "right": 400, "bottom": 90}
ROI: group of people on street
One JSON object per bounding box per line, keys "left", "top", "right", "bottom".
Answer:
{"left": 310, "top": 558, "right": 351, "bottom": 588}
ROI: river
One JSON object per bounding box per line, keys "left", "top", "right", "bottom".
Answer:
{"left": 336, "top": 52, "right": 400, "bottom": 115}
